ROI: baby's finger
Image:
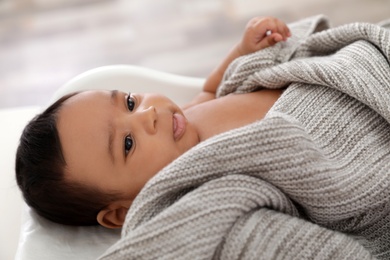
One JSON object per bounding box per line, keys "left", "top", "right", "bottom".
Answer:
{"left": 273, "top": 19, "right": 289, "bottom": 40}
{"left": 262, "top": 18, "right": 278, "bottom": 35}
{"left": 258, "top": 33, "right": 281, "bottom": 49}
{"left": 282, "top": 24, "right": 291, "bottom": 39}
{"left": 267, "top": 18, "right": 290, "bottom": 41}
{"left": 251, "top": 18, "right": 273, "bottom": 40}
{"left": 272, "top": 33, "right": 283, "bottom": 42}
{"left": 285, "top": 23, "right": 291, "bottom": 37}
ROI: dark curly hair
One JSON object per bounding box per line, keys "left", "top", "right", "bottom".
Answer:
{"left": 15, "top": 92, "right": 122, "bottom": 226}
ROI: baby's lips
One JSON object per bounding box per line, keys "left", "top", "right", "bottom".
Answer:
{"left": 173, "top": 113, "right": 186, "bottom": 141}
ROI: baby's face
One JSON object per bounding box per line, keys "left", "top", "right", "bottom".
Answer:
{"left": 57, "top": 90, "right": 199, "bottom": 202}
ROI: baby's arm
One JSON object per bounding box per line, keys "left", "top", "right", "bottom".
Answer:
{"left": 183, "top": 17, "right": 290, "bottom": 109}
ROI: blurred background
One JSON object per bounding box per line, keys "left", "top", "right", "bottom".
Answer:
{"left": 0, "top": 0, "right": 389, "bottom": 108}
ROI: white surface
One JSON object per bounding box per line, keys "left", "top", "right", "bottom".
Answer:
{"left": 0, "top": 106, "right": 40, "bottom": 260}
{"left": 9, "top": 65, "right": 203, "bottom": 260}
{"left": 16, "top": 207, "right": 121, "bottom": 260}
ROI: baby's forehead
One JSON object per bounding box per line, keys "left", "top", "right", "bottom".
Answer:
{"left": 58, "top": 91, "right": 105, "bottom": 120}
{"left": 61, "top": 90, "right": 110, "bottom": 106}
{"left": 73, "top": 89, "right": 108, "bottom": 99}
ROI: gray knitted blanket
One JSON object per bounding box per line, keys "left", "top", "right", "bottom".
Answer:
{"left": 100, "top": 16, "right": 390, "bottom": 259}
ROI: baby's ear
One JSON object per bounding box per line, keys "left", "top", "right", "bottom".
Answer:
{"left": 96, "top": 200, "right": 132, "bottom": 229}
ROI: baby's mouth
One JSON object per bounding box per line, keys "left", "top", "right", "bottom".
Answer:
{"left": 173, "top": 113, "right": 186, "bottom": 141}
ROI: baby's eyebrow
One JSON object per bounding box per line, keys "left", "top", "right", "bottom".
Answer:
{"left": 108, "top": 90, "right": 119, "bottom": 163}
{"left": 108, "top": 123, "right": 115, "bottom": 164}
{"left": 110, "top": 89, "right": 119, "bottom": 105}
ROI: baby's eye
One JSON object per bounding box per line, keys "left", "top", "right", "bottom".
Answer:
{"left": 124, "top": 135, "right": 133, "bottom": 156}
{"left": 127, "top": 93, "right": 136, "bottom": 112}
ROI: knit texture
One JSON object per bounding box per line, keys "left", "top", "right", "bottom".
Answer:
{"left": 100, "top": 15, "right": 390, "bottom": 259}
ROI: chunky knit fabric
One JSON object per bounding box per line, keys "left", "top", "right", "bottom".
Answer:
{"left": 100, "top": 15, "right": 390, "bottom": 259}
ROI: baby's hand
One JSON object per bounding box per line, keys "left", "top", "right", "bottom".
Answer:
{"left": 237, "top": 16, "right": 291, "bottom": 56}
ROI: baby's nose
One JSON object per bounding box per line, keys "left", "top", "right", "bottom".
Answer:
{"left": 139, "top": 106, "right": 157, "bottom": 135}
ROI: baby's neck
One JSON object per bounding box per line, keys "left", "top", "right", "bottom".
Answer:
{"left": 183, "top": 89, "right": 283, "bottom": 142}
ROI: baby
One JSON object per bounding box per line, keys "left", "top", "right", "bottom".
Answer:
{"left": 16, "top": 17, "right": 290, "bottom": 228}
